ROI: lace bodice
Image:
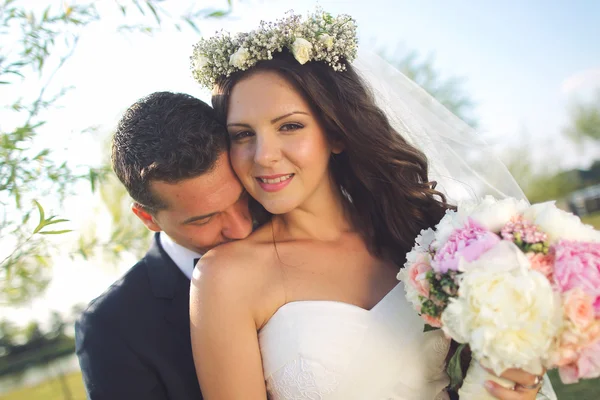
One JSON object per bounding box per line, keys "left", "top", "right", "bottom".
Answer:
{"left": 258, "top": 283, "right": 451, "bottom": 400}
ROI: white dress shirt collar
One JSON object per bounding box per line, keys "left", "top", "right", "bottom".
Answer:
{"left": 159, "top": 232, "right": 202, "bottom": 280}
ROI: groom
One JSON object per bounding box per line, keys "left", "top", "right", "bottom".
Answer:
{"left": 75, "top": 92, "right": 253, "bottom": 399}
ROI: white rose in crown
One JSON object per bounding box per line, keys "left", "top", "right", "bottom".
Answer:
{"left": 193, "top": 55, "right": 209, "bottom": 71}
{"left": 291, "top": 37, "right": 313, "bottom": 64}
{"left": 229, "top": 47, "right": 250, "bottom": 68}
{"left": 318, "top": 33, "right": 334, "bottom": 50}
{"left": 523, "top": 201, "right": 600, "bottom": 243}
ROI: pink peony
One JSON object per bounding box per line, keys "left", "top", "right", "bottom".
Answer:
{"left": 558, "top": 340, "right": 600, "bottom": 383}
{"left": 432, "top": 218, "right": 500, "bottom": 273}
{"left": 559, "top": 364, "right": 580, "bottom": 384}
{"left": 527, "top": 252, "right": 555, "bottom": 281}
{"left": 577, "top": 339, "right": 600, "bottom": 380}
{"left": 553, "top": 240, "right": 600, "bottom": 314}
{"left": 407, "top": 253, "right": 432, "bottom": 297}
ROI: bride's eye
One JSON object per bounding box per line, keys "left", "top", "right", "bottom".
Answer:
{"left": 280, "top": 123, "right": 303, "bottom": 132}
{"left": 230, "top": 131, "right": 254, "bottom": 141}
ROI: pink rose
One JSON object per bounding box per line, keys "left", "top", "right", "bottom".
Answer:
{"left": 564, "top": 288, "right": 595, "bottom": 331}
{"left": 408, "top": 253, "right": 432, "bottom": 297}
{"left": 527, "top": 252, "right": 554, "bottom": 282}
{"left": 553, "top": 240, "right": 600, "bottom": 314}
{"left": 422, "top": 314, "right": 442, "bottom": 328}
{"left": 433, "top": 218, "right": 500, "bottom": 273}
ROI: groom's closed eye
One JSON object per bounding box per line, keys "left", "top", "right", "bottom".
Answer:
{"left": 181, "top": 190, "right": 247, "bottom": 226}
{"left": 184, "top": 214, "right": 215, "bottom": 226}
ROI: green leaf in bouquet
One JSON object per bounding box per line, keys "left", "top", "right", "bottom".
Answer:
{"left": 423, "top": 324, "right": 438, "bottom": 332}
{"left": 447, "top": 343, "right": 467, "bottom": 391}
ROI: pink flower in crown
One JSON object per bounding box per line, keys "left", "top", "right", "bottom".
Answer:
{"left": 527, "top": 252, "right": 555, "bottom": 282}
{"left": 407, "top": 253, "right": 432, "bottom": 297}
{"left": 432, "top": 218, "right": 500, "bottom": 274}
{"left": 553, "top": 240, "right": 600, "bottom": 314}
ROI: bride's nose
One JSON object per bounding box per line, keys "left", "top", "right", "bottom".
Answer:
{"left": 253, "top": 133, "right": 281, "bottom": 166}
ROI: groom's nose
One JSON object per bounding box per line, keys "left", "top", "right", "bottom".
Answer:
{"left": 221, "top": 208, "right": 252, "bottom": 240}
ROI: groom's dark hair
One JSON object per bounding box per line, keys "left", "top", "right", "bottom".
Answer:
{"left": 112, "top": 91, "right": 227, "bottom": 214}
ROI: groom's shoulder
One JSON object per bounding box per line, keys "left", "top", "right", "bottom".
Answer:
{"left": 78, "top": 256, "right": 155, "bottom": 328}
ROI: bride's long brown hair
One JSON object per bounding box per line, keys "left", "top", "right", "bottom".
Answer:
{"left": 212, "top": 50, "right": 452, "bottom": 266}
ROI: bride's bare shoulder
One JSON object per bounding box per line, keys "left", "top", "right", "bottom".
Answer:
{"left": 190, "top": 224, "right": 280, "bottom": 318}
{"left": 198, "top": 223, "right": 275, "bottom": 270}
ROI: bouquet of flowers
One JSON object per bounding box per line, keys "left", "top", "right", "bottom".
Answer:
{"left": 399, "top": 196, "right": 600, "bottom": 399}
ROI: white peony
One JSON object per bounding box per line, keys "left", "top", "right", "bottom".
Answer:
{"left": 441, "top": 255, "right": 560, "bottom": 376}
{"left": 523, "top": 201, "right": 600, "bottom": 243}
{"left": 404, "top": 228, "right": 435, "bottom": 266}
{"left": 467, "top": 196, "right": 529, "bottom": 232}
{"left": 433, "top": 196, "right": 529, "bottom": 250}
{"left": 431, "top": 209, "right": 462, "bottom": 250}
{"left": 229, "top": 47, "right": 250, "bottom": 68}
{"left": 291, "top": 37, "right": 313, "bottom": 64}
{"left": 318, "top": 33, "right": 334, "bottom": 50}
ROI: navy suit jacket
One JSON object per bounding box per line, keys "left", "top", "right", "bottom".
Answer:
{"left": 75, "top": 233, "right": 202, "bottom": 399}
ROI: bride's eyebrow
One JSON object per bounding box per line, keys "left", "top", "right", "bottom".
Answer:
{"left": 226, "top": 111, "right": 309, "bottom": 129}
{"left": 270, "top": 111, "right": 309, "bottom": 124}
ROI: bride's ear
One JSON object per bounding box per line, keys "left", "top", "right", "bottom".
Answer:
{"left": 330, "top": 138, "right": 345, "bottom": 155}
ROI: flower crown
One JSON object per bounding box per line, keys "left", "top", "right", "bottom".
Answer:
{"left": 190, "top": 8, "right": 358, "bottom": 89}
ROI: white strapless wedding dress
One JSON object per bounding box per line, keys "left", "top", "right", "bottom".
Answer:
{"left": 259, "top": 282, "right": 451, "bottom": 400}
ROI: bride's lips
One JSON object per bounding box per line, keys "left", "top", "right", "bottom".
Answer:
{"left": 255, "top": 173, "right": 294, "bottom": 192}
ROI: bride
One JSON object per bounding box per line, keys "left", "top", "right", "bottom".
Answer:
{"left": 189, "top": 9, "right": 555, "bottom": 400}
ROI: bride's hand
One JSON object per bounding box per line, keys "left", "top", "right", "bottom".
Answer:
{"left": 483, "top": 367, "right": 544, "bottom": 400}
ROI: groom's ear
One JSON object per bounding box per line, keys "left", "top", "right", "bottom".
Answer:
{"left": 131, "top": 203, "right": 162, "bottom": 232}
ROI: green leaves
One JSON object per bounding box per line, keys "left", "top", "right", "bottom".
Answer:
{"left": 1, "top": 0, "right": 236, "bottom": 305}
{"left": 32, "top": 200, "right": 71, "bottom": 235}
{"left": 447, "top": 343, "right": 468, "bottom": 391}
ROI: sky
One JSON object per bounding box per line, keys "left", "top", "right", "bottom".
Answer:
{"left": 2, "top": 0, "right": 599, "bottom": 325}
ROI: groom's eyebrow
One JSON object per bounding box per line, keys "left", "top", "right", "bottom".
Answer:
{"left": 226, "top": 111, "right": 309, "bottom": 128}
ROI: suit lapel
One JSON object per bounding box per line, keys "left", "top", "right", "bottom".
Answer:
{"left": 145, "top": 233, "right": 193, "bottom": 341}
{"left": 164, "top": 277, "right": 193, "bottom": 341}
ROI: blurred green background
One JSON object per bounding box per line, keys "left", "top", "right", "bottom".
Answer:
{"left": 1, "top": 1, "right": 599, "bottom": 399}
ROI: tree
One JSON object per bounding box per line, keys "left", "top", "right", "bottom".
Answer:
{"left": 564, "top": 89, "right": 600, "bottom": 144}
{"left": 380, "top": 47, "right": 478, "bottom": 127}
{"left": 0, "top": 0, "right": 233, "bottom": 305}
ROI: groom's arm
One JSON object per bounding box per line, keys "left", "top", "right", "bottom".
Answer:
{"left": 75, "top": 310, "right": 168, "bottom": 400}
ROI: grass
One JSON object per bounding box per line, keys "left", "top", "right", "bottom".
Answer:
{"left": 548, "top": 370, "right": 600, "bottom": 400}
{"left": 581, "top": 211, "right": 600, "bottom": 229}
{"left": 0, "top": 371, "right": 85, "bottom": 400}
{"left": 0, "top": 370, "right": 598, "bottom": 400}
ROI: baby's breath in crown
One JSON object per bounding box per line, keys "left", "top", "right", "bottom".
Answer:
{"left": 190, "top": 8, "right": 358, "bottom": 88}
